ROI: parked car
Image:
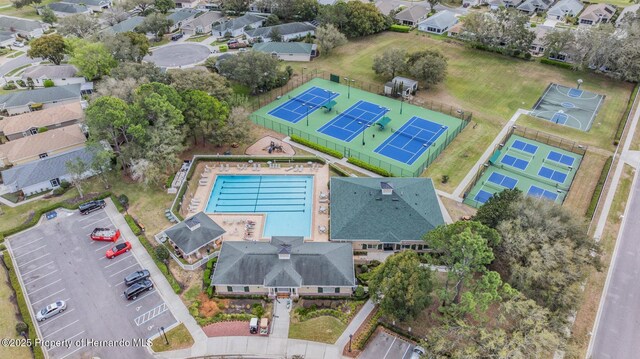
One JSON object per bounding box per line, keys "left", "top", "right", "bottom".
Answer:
{"left": 171, "top": 33, "right": 183, "bottom": 41}
{"left": 249, "top": 317, "right": 259, "bottom": 334}
{"left": 124, "top": 269, "right": 150, "bottom": 286}
{"left": 124, "top": 279, "right": 153, "bottom": 300}
{"left": 410, "top": 346, "right": 425, "bottom": 359}
{"left": 90, "top": 228, "right": 121, "bottom": 242}
{"left": 12, "top": 41, "right": 24, "bottom": 48}
{"left": 79, "top": 200, "right": 106, "bottom": 215}
{"left": 36, "top": 300, "right": 66, "bottom": 321}
{"left": 106, "top": 241, "right": 131, "bottom": 259}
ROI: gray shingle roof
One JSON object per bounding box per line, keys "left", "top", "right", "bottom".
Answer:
{"left": 0, "top": 16, "right": 43, "bottom": 32}
{"left": 48, "top": 2, "right": 89, "bottom": 14}
{"left": 182, "top": 11, "right": 222, "bottom": 29}
{"left": 0, "top": 84, "right": 81, "bottom": 109}
{"left": 547, "top": 0, "right": 584, "bottom": 17}
{"left": 329, "top": 178, "right": 445, "bottom": 243}
{"left": 517, "top": 0, "right": 553, "bottom": 12}
{"left": 105, "top": 16, "right": 144, "bottom": 34}
{"left": 62, "top": 0, "right": 110, "bottom": 6}
{"left": 212, "top": 13, "right": 265, "bottom": 33}
{"left": 394, "top": 5, "right": 430, "bottom": 23}
{"left": 419, "top": 10, "right": 457, "bottom": 29}
{"left": 252, "top": 42, "right": 314, "bottom": 55}
{"left": 579, "top": 4, "right": 615, "bottom": 21}
{"left": 22, "top": 64, "right": 78, "bottom": 79}
{"left": 0, "top": 146, "right": 93, "bottom": 190}
{"left": 245, "top": 22, "right": 315, "bottom": 38}
{"left": 164, "top": 212, "right": 226, "bottom": 255}
{"left": 167, "top": 9, "right": 200, "bottom": 23}
{"left": 211, "top": 236, "right": 355, "bottom": 287}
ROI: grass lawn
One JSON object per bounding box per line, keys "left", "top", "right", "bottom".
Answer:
{"left": 289, "top": 316, "right": 346, "bottom": 344}
{"left": 186, "top": 35, "right": 209, "bottom": 42}
{"left": 5, "top": 64, "right": 31, "bottom": 77}
{"left": 7, "top": 51, "right": 24, "bottom": 59}
{"left": 563, "top": 151, "right": 609, "bottom": 216}
{"left": 0, "top": 188, "right": 80, "bottom": 233}
{"left": 150, "top": 323, "right": 194, "bottom": 352}
{"left": 589, "top": 0, "right": 635, "bottom": 7}
{"left": 150, "top": 38, "right": 171, "bottom": 48}
{"left": 0, "top": 267, "right": 32, "bottom": 359}
{"left": 0, "top": 0, "right": 56, "bottom": 19}
{"left": 209, "top": 40, "right": 227, "bottom": 46}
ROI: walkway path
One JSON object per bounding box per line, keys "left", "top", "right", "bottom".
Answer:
{"left": 335, "top": 299, "right": 375, "bottom": 349}
{"left": 271, "top": 298, "right": 291, "bottom": 338}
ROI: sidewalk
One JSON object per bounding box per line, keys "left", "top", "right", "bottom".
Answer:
{"left": 272, "top": 298, "right": 291, "bottom": 338}
{"left": 335, "top": 299, "right": 375, "bottom": 349}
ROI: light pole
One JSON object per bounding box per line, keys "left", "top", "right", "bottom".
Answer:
{"left": 397, "top": 92, "right": 404, "bottom": 114}
{"left": 302, "top": 66, "right": 307, "bottom": 81}
{"left": 306, "top": 105, "right": 310, "bottom": 127}
{"left": 344, "top": 77, "right": 355, "bottom": 99}
{"left": 349, "top": 334, "right": 353, "bottom": 352}
{"left": 280, "top": 77, "right": 286, "bottom": 97}
{"left": 359, "top": 121, "right": 370, "bottom": 146}
{"left": 159, "top": 326, "right": 169, "bottom": 345}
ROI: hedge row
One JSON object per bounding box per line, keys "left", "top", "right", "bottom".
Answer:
{"left": 613, "top": 83, "right": 639, "bottom": 145}
{"left": 195, "top": 312, "right": 253, "bottom": 326}
{"left": 353, "top": 310, "right": 382, "bottom": 350}
{"left": 586, "top": 156, "right": 613, "bottom": 219}
{"left": 540, "top": 58, "right": 573, "bottom": 70}
{"left": 328, "top": 163, "right": 351, "bottom": 177}
{"left": 125, "top": 214, "right": 142, "bottom": 236}
{"left": 347, "top": 157, "right": 393, "bottom": 177}
{"left": 135, "top": 234, "right": 182, "bottom": 294}
{"left": 299, "top": 308, "right": 347, "bottom": 323}
{"left": 290, "top": 135, "right": 343, "bottom": 159}
{"left": 165, "top": 173, "right": 176, "bottom": 189}
{"left": 2, "top": 254, "right": 44, "bottom": 359}
{"left": 389, "top": 24, "right": 411, "bottom": 33}
{"left": 379, "top": 320, "right": 422, "bottom": 343}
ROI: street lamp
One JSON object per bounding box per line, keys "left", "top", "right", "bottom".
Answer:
{"left": 344, "top": 77, "right": 355, "bottom": 99}
{"left": 280, "top": 77, "right": 286, "bottom": 97}
{"left": 159, "top": 326, "right": 169, "bottom": 345}
{"left": 306, "top": 105, "right": 310, "bottom": 127}
{"left": 397, "top": 92, "right": 404, "bottom": 114}
{"left": 302, "top": 66, "right": 307, "bottom": 81}
{"left": 359, "top": 121, "right": 370, "bottom": 146}
{"left": 349, "top": 334, "right": 353, "bottom": 352}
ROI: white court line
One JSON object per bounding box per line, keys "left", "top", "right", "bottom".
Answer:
{"left": 81, "top": 217, "right": 110, "bottom": 229}
{"left": 383, "top": 336, "right": 397, "bottom": 359}
{"left": 14, "top": 245, "right": 48, "bottom": 259}
{"left": 59, "top": 344, "right": 87, "bottom": 359}
{"left": 10, "top": 237, "right": 44, "bottom": 251}
{"left": 18, "top": 253, "right": 50, "bottom": 268}
{"left": 42, "top": 320, "right": 79, "bottom": 339}
{"left": 94, "top": 242, "right": 114, "bottom": 252}
{"left": 21, "top": 261, "right": 54, "bottom": 276}
{"left": 31, "top": 289, "right": 66, "bottom": 305}
{"left": 104, "top": 254, "right": 131, "bottom": 268}
{"left": 39, "top": 308, "right": 75, "bottom": 327}
{"left": 24, "top": 269, "right": 59, "bottom": 285}
{"left": 109, "top": 263, "right": 140, "bottom": 278}
{"left": 28, "top": 279, "right": 62, "bottom": 295}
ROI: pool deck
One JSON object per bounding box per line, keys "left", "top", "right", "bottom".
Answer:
{"left": 180, "top": 160, "right": 330, "bottom": 242}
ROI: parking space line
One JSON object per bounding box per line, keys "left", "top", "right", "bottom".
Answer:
{"left": 104, "top": 254, "right": 131, "bottom": 268}
{"left": 39, "top": 308, "right": 75, "bottom": 327}
{"left": 46, "top": 330, "right": 84, "bottom": 350}
{"left": 17, "top": 253, "right": 50, "bottom": 267}
{"left": 31, "top": 289, "right": 66, "bottom": 305}
{"left": 11, "top": 237, "right": 44, "bottom": 251}
{"left": 81, "top": 217, "right": 110, "bottom": 229}
{"left": 42, "top": 320, "right": 79, "bottom": 339}
{"left": 95, "top": 242, "right": 114, "bottom": 252}
{"left": 21, "top": 261, "right": 54, "bottom": 276}
{"left": 28, "top": 279, "right": 62, "bottom": 295}
{"left": 24, "top": 269, "right": 59, "bottom": 285}
{"left": 109, "top": 263, "right": 140, "bottom": 278}
{"left": 401, "top": 345, "right": 410, "bottom": 359}
{"left": 383, "top": 337, "right": 397, "bottom": 359}
{"left": 125, "top": 290, "right": 156, "bottom": 306}
{"left": 76, "top": 211, "right": 104, "bottom": 222}
{"left": 134, "top": 303, "right": 168, "bottom": 326}
{"left": 14, "top": 245, "right": 47, "bottom": 259}
{"left": 59, "top": 344, "right": 86, "bottom": 359}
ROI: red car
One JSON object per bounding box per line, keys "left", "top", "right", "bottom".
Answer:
{"left": 90, "top": 228, "right": 121, "bottom": 242}
{"left": 106, "top": 242, "right": 131, "bottom": 259}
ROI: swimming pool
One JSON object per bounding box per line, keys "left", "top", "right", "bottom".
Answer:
{"left": 205, "top": 175, "right": 313, "bottom": 238}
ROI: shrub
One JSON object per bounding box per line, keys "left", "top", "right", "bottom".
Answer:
{"left": 614, "top": 84, "right": 639, "bottom": 145}
{"left": 0, "top": 243, "right": 5, "bottom": 251}
{"left": 251, "top": 303, "right": 265, "bottom": 318}
{"left": 203, "top": 268, "right": 212, "bottom": 287}
{"left": 60, "top": 180, "right": 71, "bottom": 189}
{"left": 586, "top": 156, "right": 613, "bottom": 219}
{"left": 111, "top": 194, "right": 125, "bottom": 213}
{"left": 206, "top": 257, "right": 217, "bottom": 270}
{"left": 124, "top": 214, "right": 141, "bottom": 235}
{"left": 16, "top": 80, "right": 26, "bottom": 87}
{"left": 524, "top": 52, "right": 532, "bottom": 60}
{"left": 540, "top": 58, "right": 573, "bottom": 70}
{"left": 118, "top": 194, "right": 129, "bottom": 210}
{"left": 165, "top": 173, "right": 176, "bottom": 189}
{"left": 353, "top": 311, "right": 382, "bottom": 350}
{"left": 155, "top": 245, "right": 170, "bottom": 263}
{"left": 3, "top": 83, "right": 16, "bottom": 90}
{"left": 206, "top": 286, "right": 214, "bottom": 298}
{"left": 347, "top": 157, "right": 393, "bottom": 177}
{"left": 441, "top": 174, "right": 449, "bottom": 184}
{"left": 43, "top": 79, "right": 54, "bottom": 87}
{"left": 15, "top": 322, "right": 28, "bottom": 335}
{"left": 354, "top": 286, "right": 365, "bottom": 299}
{"left": 219, "top": 45, "right": 228, "bottom": 52}
{"left": 389, "top": 24, "right": 411, "bottom": 33}
{"left": 52, "top": 187, "right": 66, "bottom": 196}
{"left": 137, "top": 235, "right": 182, "bottom": 293}
{"left": 290, "top": 135, "right": 343, "bottom": 159}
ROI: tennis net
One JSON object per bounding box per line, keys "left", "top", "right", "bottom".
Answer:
{"left": 334, "top": 110, "right": 380, "bottom": 126}
{"left": 288, "top": 95, "right": 324, "bottom": 108}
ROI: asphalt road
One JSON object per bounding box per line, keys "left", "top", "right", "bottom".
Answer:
{"left": 144, "top": 43, "right": 211, "bottom": 68}
{"left": 0, "top": 54, "right": 39, "bottom": 77}
{"left": 591, "top": 172, "right": 640, "bottom": 359}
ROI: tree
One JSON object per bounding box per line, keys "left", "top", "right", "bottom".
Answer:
{"left": 269, "top": 26, "right": 283, "bottom": 42}
{"left": 612, "top": 22, "right": 640, "bottom": 82}
{"left": 65, "top": 157, "right": 89, "bottom": 198}
{"left": 169, "top": 68, "right": 232, "bottom": 100}
{"left": 461, "top": 12, "right": 496, "bottom": 45}
{"left": 181, "top": 90, "right": 229, "bottom": 144}
{"left": 314, "top": 24, "right": 347, "bottom": 55}
{"left": 135, "top": 82, "right": 185, "bottom": 112}
{"left": 223, "top": 0, "right": 249, "bottom": 14}
{"left": 341, "top": 1, "right": 389, "bottom": 38}
{"left": 40, "top": 6, "right": 57, "bottom": 24}
{"left": 111, "top": 62, "right": 171, "bottom": 83}
{"left": 217, "top": 51, "right": 282, "bottom": 94}
{"left": 318, "top": 2, "right": 348, "bottom": 32}
{"left": 139, "top": 12, "right": 173, "bottom": 41}
{"left": 103, "top": 31, "right": 151, "bottom": 62}
{"left": 473, "top": 188, "right": 522, "bottom": 229}
{"left": 10, "top": 0, "right": 41, "bottom": 8}
{"left": 494, "top": 8, "right": 535, "bottom": 55}
{"left": 542, "top": 29, "right": 574, "bottom": 58}
{"left": 372, "top": 48, "right": 407, "bottom": 79}
{"left": 369, "top": 251, "right": 434, "bottom": 321}
{"left": 124, "top": 0, "right": 154, "bottom": 15}
{"left": 87, "top": 143, "right": 114, "bottom": 189}
{"left": 406, "top": 50, "right": 447, "bottom": 88}
{"left": 154, "top": 0, "right": 174, "bottom": 13}
{"left": 209, "top": 107, "right": 253, "bottom": 146}
{"left": 95, "top": 77, "right": 143, "bottom": 102}
{"left": 570, "top": 24, "right": 619, "bottom": 71}
{"left": 69, "top": 40, "right": 117, "bottom": 80}
{"left": 27, "top": 34, "right": 67, "bottom": 65}
{"left": 57, "top": 14, "right": 99, "bottom": 38}
{"left": 155, "top": 245, "right": 170, "bottom": 262}
{"left": 103, "top": 6, "right": 129, "bottom": 26}
{"left": 264, "top": 14, "right": 280, "bottom": 26}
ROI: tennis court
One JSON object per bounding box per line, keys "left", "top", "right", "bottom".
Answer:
{"left": 530, "top": 83, "right": 604, "bottom": 132}
{"left": 317, "top": 100, "right": 389, "bottom": 142}
{"left": 373, "top": 116, "right": 448, "bottom": 165}
{"left": 268, "top": 86, "right": 339, "bottom": 124}
{"left": 464, "top": 135, "right": 583, "bottom": 208}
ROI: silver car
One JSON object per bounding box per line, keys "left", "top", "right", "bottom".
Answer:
{"left": 410, "top": 346, "right": 425, "bottom": 359}
{"left": 36, "top": 300, "right": 66, "bottom": 321}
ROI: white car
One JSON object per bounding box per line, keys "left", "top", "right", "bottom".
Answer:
{"left": 12, "top": 42, "right": 24, "bottom": 48}
{"left": 410, "top": 346, "right": 425, "bottom": 359}
{"left": 36, "top": 300, "right": 66, "bottom": 321}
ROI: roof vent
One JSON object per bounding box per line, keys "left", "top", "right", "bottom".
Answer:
{"left": 392, "top": 197, "right": 399, "bottom": 201}
{"left": 185, "top": 217, "right": 201, "bottom": 231}
{"left": 381, "top": 182, "right": 394, "bottom": 195}
{"left": 375, "top": 197, "right": 382, "bottom": 201}
{"left": 278, "top": 244, "right": 291, "bottom": 260}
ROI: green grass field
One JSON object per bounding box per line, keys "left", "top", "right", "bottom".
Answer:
{"left": 0, "top": 267, "right": 32, "bottom": 359}
{"left": 289, "top": 316, "right": 346, "bottom": 344}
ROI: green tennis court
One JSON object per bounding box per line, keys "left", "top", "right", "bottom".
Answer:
{"left": 464, "top": 135, "right": 583, "bottom": 208}
{"left": 251, "top": 78, "right": 468, "bottom": 177}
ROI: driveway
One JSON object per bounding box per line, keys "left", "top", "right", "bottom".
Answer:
{"left": 6, "top": 208, "right": 177, "bottom": 359}
{"left": 0, "top": 54, "right": 39, "bottom": 77}
{"left": 144, "top": 43, "right": 212, "bottom": 68}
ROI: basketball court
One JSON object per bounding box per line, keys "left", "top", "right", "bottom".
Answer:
{"left": 530, "top": 83, "right": 604, "bottom": 132}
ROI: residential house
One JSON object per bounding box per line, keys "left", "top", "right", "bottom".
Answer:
{"left": 198, "top": 0, "right": 222, "bottom": 10}
{"left": 383, "top": 76, "right": 418, "bottom": 97}
{"left": 181, "top": 11, "right": 223, "bottom": 35}
{"left": 329, "top": 178, "right": 446, "bottom": 252}
{"left": 46, "top": 2, "right": 92, "bottom": 17}
{"left": 252, "top": 42, "right": 317, "bottom": 61}
{"left": 375, "top": 0, "right": 402, "bottom": 15}
{"left": 529, "top": 25, "right": 554, "bottom": 55}
{"left": 579, "top": 4, "right": 615, "bottom": 25}
{"left": 62, "top": 0, "right": 111, "bottom": 12}
{"left": 21, "top": 65, "right": 85, "bottom": 87}
{"left": 211, "top": 236, "right": 355, "bottom": 298}
{"left": 503, "top": 0, "right": 524, "bottom": 7}
{"left": 0, "top": 101, "right": 84, "bottom": 141}
{"left": 163, "top": 212, "right": 226, "bottom": 264}
{"left": 517, "top": 0, "right": 553, "bottom": 14}
{"left": 167, "top": 9, "right": 200, "bottom": 32}
{"left": 211, "top": 13, "right": 265, "bottom": 38}
{"left": 547, "top": 0, "right": 584, "bottom": 21}
{"left": 244, "top": 22, "right": 315, "bottom": 42}
{"left": 0, "top": 146, "right": 94, "bottom": 196}
{"left": 0, "top": 15, "right": 47, "bottom": 39}
{"left": 417, "top": 10, "right": 458, "bottom": 34}
{"left": 102, "top": 16, "right": 145, "bottom": 34}
{"left": 463, "top": 0, "right": 483, "bottom": 7}
{"left": 447, "top": 21, "right": 464, "bottom": 37}
{"left": 175, "top": 0, "right": 200, "bottom": 8}
{"left": 0, "top": 124, "right": 86, "bottom": 167}
{"left": 0, "top": 31, "right": 14, "bottom": 47}
{"left": 248, "top": 1, "right": 272, "bottom": 13}
{"left": 491, "top": 0, "right": 523, "bottom": 9}
{"left": 616, "top": 4, "right": 639, "bottom": 27}
{"left": 0, "top": 84, "right": 82, "bottom": 116}
{"left": 394, "top": 5, "right": 430, "bottom": 27}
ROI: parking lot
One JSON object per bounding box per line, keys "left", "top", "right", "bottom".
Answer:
{"left": 7, "top": 208, "right": 177, "bottom": 359}
{"left": 359, "top": 330, "right": 416, "bottom": 359}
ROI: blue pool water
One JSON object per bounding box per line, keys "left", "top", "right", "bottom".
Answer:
{"left": 205, "top": 175, "right": 313, "bottom": 238}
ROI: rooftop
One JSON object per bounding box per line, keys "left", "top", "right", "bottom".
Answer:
{"left": 105, "top": 16, "right": 145, "bottom": 34}
{"left": 419, "top": 10, "right": 458, "bottom": 28}
{"left": 167, "top": 9, "right": 201, "bottom": 23}
{"left": 0, "top": 84, "right": 81, "bottom": 109}
{"left": 22, "top": 64, "right": 78, "bottom": 79}
{"left": 48, "top": 2, "right": 90, "bottom": 14}
{"left": 245, "top": 22, "right": 315, "bottom": 38}
{"left": 252, "top": 41, "right": 315, "bottom": 55}
{"left": 164, "top": 212, "right": 226, "bottom": 255}
{"left": 394, "top": 5, "right": 430, "bottom": 23}
{"left": 0, "top": 124, "right": 86, "bottom": 164}
{"left": 0, "top": 15, "right": 44, "bottom": 32}
{"left": 212, "top": 13, "right": 266, "bottom": 32}
{"left": 0, "top": 101, "right": 83, "bottom": 136}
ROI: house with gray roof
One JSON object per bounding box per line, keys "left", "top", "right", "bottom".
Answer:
{"left": 164, "top": 212, "right": 226, "bottom": 262}
{"left": 547, "top": 0, "right": 584, "bottom": 21}
{"left": 244, "top": 22, "right": 315, "bottom": 42}
{"left": 211, "top": 236, "right": 355, "bottom": 298}
{"left": 616, "top": 4, "right": 639, "bottom": 27}
{"left": 417, "top": 10, "right": 458, "bottom": 34}
{"left": 375, "top": 0, "right": 402, "bottom": 15}
{"left": 0, "top": 146, "right": 94, "bottom": 196}
{"left": 579, "top": 4, "right": 615, "bottom": 26}
{"left": 46, "top": 2, "right": 92, "bottom": 17}
{"left": 329, "top": 178, "right": 445, "bottom": 252}
{"left": 252, "top": 42, "right": 317, "bottom": 61}
{"left": 62, "top": 0, "right": 111, "bottom": 12}
{"left": 211, "top": 13, "right": 266, "bottom": 38}
{"left": 0, "top": 15, "right": 47, "bottom": 39}
{"left": 176, "top": 0, "right": 200, "bottom": 8}
{"left": 167, "top": 8, "right": 201, "bottom": 32}
{"left": 22, "top": 65, "right": 85, "bottom": 87}
{"left": 181, "top": 11, "right": 223, "bottom": 35}
{"left": 517, "top": 0, "right": 553, "bottom": 14}
{"left": 394, "top": 5, "right": 430, "bottom": 27}
{"left": 103, "top": 16, "right": 145, "bottom": 34}
{"left": 0, "top": 84, "right": 82, "bottom": 116}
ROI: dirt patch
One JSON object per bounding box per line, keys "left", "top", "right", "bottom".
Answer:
{"left": 245, "top": 136, "right": 295, "bottom": 156}
{"left": 199, "top": 294, "right": 228, "bottom": 317}
{"left": 440, "top": 196, "right": 476, "bottom": 221}
{"left": 168, "top": 260, "right": 201, "bottom": 289}
{"left": 563, "top": 150, "right": 609, "bottom": 217}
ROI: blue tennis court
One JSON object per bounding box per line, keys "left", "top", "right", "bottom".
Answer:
{"left": 317, "top": 100, "right": 388, "bottom": 142}
{"left": 538, "top": 166, "right": 568, "bottom": 183}
{"left": 528, "top": 185, "right": 559, "bottom": 201}
{"left": 373, "top": 116, "right": 447, "bottom": 165}
{"left": 474, "top": 189, "right": 494, "bottom": 204}
{"left": 551, "top": 112, "right": 568, "bottom": 124}
{"left": 268, "top": 86, "right": 339, "bottom": 124}
{"left": 547, "top": 151, "right": 575, "bottom": 166}
{"left": 511, "top": 140, "right": 538, "bottom": 154}
{"left": 488, "top": 172, "right": 518, "bottom": 189}
{"left": 501, "top": 154, "right": 529, "bottom": 170}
